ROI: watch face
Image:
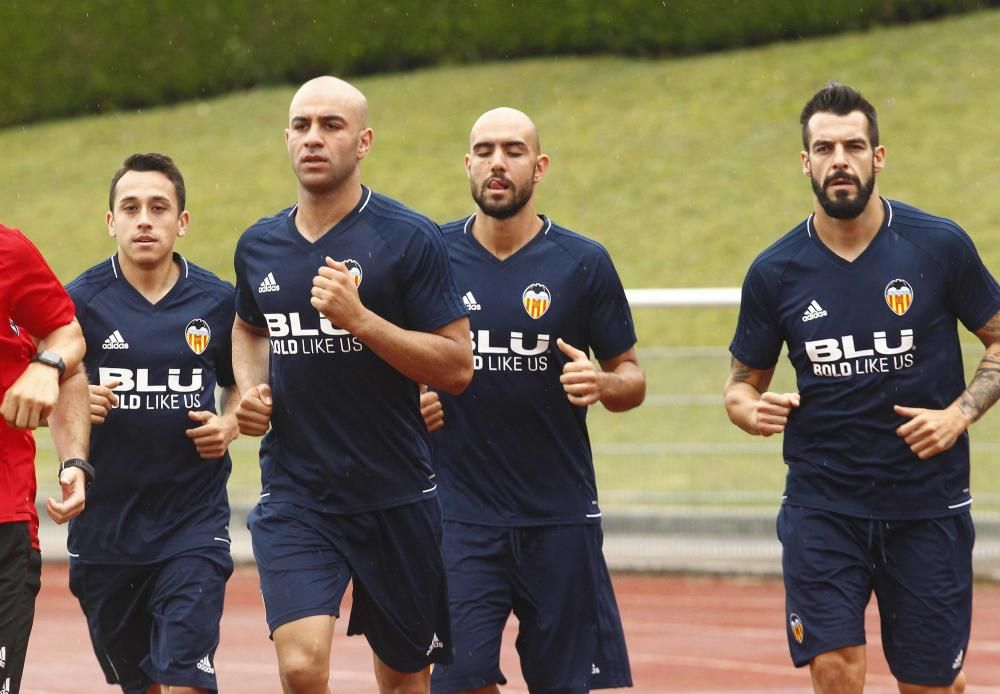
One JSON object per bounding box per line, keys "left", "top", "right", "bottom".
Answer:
{"left": 34, "top": 350, "right": 65, "bottom": 374}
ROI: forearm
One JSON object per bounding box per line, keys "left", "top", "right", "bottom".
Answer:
{"left": 38, "top": 320, "right": 86, "bottom": 376}
{"left": 219, "top": 384, "right": 241, "bottom": 418}
{"left": 47, "top": 366, "right": 91, "bottom": 460}
{"left": 597, "top": 362, "right": 646, "bottom": 412}
{"left": 352, "top": 311, "right": 473, "bottom": 394}
{"left": 724, "top": 381, "right": 764, "bottom": 435}
{"left": 954, "top": 342, "right": 1000, "bottom": 424}
{"left": 232, "top": 319, "right": 270, "bottom": 392}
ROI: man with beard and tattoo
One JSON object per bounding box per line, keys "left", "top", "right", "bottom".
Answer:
{"left": 421, "top": 107, "right": 645, "bottom": 693}
{"left": 725, "top": 82, "right": 1000, "bottom": 693}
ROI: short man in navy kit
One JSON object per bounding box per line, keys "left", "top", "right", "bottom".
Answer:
{"left": 232, "top": 76, "right": 473, "bottom": 693}
{"left": 423, "top": 107, "right": 646, "bottom": 693}
{"left": 725, "top": 83, "right": 1000, "bottom": 693}
{"left": 66, "top": 153, "right": 239, "bottom": 693}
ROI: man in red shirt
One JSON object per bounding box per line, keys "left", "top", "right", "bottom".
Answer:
{"left": 1, "top": 223, "right": 91, "bottom": 694}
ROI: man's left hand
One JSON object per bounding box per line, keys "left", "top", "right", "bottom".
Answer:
{"left": 186, "top": 410, "right": 240, "bottom": 460}
{"left": 894, "top": 403, "right": 972, "bottom": 460}
{"left": 46, "top": 466, "right": 87, "bottom": 524}
{"left": 558, "top": 338, "right": 601, "bottom": 407}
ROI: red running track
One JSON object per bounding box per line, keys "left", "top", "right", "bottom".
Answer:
{"left": 22, "top": 564, "right": 1000, "bottom": 692}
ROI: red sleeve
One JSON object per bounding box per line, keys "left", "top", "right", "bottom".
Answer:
{"left": 1, "top": 226, "right": 76, "bottom": 337}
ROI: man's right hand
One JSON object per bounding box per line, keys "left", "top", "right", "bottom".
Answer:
{"left": 237, "top": 383, "right": 273, "bottom": 436}
{"left": 754, "top": 391, "right": 800, "bottom": 436}
{"left": 1, "top": 361, "right": 61, "bottom": 429}
{"left": 89, "top": 379, "right": 121, "bottom": 424}
{"left": 420, "top": 386, "right": 444, "bottom": 433}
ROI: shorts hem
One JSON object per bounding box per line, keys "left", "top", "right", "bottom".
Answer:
{"left": 267, "top": 607, "right": 340, "bottom": 636}
{"left": 432, "top": 674, "right": 505, "bottom": 694}
{"left": 588, "top": 673, "right": 634, "bottom": 689}
{"left": 367, "top": 643, "right": 454, "bottom": 676}
{"left": 791, "top": 639, "right": 866, "bottom": 669}
{"left": 890, "top": 669, "right": 962, "bottom": 688}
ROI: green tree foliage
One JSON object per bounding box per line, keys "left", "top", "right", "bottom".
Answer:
{"left": 1, "top": 0, "right": 995, "bottom": 127}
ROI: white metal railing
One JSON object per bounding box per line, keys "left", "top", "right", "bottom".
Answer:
{"left": 625, "top": 287, "right": 740, "bottom": 308}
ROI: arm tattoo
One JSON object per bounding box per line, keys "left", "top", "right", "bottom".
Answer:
{"left": 957, "top": 354, "right": 1000, "bottom": 421}
{"left": 729, "top": 358, "right": 753, "bottom": 384}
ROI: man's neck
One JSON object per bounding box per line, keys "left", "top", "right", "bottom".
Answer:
{"left": 118, "top": 253, "right": 181, "bottom": 304}
{"left": 811, "top": 194, "right": 885, "bottom": 262}
{"left": 295, "top": 180, "right": 364, "bottom": 243}
{"left": 471, "top": 205, "right": 544, "bottom": 261}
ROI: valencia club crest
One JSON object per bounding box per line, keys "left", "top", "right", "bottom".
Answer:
{"left": 344, "top": 259, "right": 363, "bottom": 287}
{"left": 522, "top": 283, "right": 551, "bottom": 320}
{"left": 185, "top": 319, "right": 211, "bottom": 355}
{"left": 884, "top": 279, "right": 913, "bottom": 316}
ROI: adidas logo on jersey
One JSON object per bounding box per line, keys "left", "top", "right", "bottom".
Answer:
{"left": 102, "top": 330, "right": 129, "bottom": 349}
{"left": 196, "top": 655, "right": 215, "bottom": 674}
{"left": 801, "top": 299, "right": 828, "bottom": 322}
{"left": 2, "top": 676, "right": 9, "bottom": 694}
{"left": 425, "top": 632, "right": 444, "bottom": 656}
{"left": 463, "top": 291, "right": 481, "bottom": 311}
{"left": 591, "top": 662, "right": 601, "bottom": 675}
{"left": 258, "top": 272, "right": 280, "bottom": 293}
{"left": 0, "top": 644, "right": 6, "bottom": 667}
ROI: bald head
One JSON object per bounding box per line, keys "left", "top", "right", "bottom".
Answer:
{"left": 469, "top": 107, "right": 540, "bottom": 153}
{"left": 289, "top": 76, "right": 368, "bottom": 128}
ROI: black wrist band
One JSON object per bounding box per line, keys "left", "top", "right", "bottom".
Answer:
{"left": 59, "top": 458, "right": 95, "bottom": 488}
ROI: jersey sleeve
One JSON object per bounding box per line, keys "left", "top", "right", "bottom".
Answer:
{"left": 944, "top": 226, "right": 1000, "bottom": 333}
{"left": 729, "top": 261, "right": 784, "bottom": 370}
{"left": 399, "top": 223, "right": 468, "bottom": 332}
{"left": 3, "top": 229, "right": 75, "bottom": 338}
{"left": 586, "top": 249, "right": 637, "bottom": 361}
{"left": 233, "top": 237, "right": 266, "bottom": 328}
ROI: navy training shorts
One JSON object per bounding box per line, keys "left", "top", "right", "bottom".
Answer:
{"left": 778, "top": 504, "right": 973, "bottom": 687}
{"left": 431, "top": 520, "right": 631, "bottom": 694}
{"left": 69, "top": 549, "right": 233, "bottom": 694}
{"left": 0, "top": 522, "right": 40, "bottom": 694}
{"left": 248, "top": 497, "right": 453, "bottom": 673}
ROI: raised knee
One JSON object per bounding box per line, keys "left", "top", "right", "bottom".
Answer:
{"left": 279, "top": 653, "right": 329, "bottom": 693}
{"left": 811, "top": 650, "right": 865, "bottom": 692}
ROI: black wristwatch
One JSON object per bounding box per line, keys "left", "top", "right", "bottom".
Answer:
{"left": 59, "top": 458, "right": 96, "bottom": 488}
{"left": 32, "top": 350, "right": 66, "bottom": 376}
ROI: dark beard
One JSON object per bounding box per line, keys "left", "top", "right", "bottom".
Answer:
{"left": 811, "top": 168, "right": 876, "bottom": 219}
{"left": 471, "top": 178, "right": 534, "bottom": 220}
{"left": 811, "top": 170, "right": 875, "bottom": 219}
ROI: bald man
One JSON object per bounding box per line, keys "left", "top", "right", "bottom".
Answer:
{"left": 232, "top": 76, "right": 473, "bottom": 693}
{"left": 421, "top": 108, "right": 645, "bottom": 693}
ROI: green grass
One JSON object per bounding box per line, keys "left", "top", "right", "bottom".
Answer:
{"left": 13, "top": 8, "right": 1000, "bottom": 509}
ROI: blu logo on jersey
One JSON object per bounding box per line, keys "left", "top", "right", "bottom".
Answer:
{"left": 265, "top": 312, "right": 351, "bottom": 337}
{"left": 805, "top": 329, "right": 915, "bottom": 377}
{"left": 470, "top": 330, "right": 550, "bottom": 372}
{"left": 471, "top": 330, "right": 550, "bottom": 356}
{"left": 99, "top": 367, "right": 204, "bottom": 393}
{"left": 98, "top": 367, "right": 206, "bottom": 411}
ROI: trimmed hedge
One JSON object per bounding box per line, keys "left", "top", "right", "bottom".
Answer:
{"left": 1, "top": 0, "right": 995, "bottom": 127}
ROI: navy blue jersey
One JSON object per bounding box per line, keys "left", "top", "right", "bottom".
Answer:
{"left": 730, "top": 199, "right": 1000, "bottom": 519}
{"left": 234, "top": 187, "right": 467, "bottom": 513}
{"left": 66, "top": 254, "right": 236, "bottom": 563}
{"left": 432, "top": 216, "right": 637, "bottom": 525}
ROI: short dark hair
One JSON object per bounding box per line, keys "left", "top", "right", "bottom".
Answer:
{"left": 800, "top": 82, "right": 879, "bottom": 150}
{"left": 108, "top": 152, "right": 186, "bottom": 213}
